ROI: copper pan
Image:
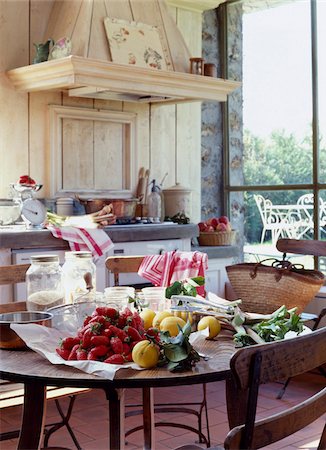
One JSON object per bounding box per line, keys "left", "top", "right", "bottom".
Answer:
{"left": 76, "top": 196, "right": 138, "bottom": 218}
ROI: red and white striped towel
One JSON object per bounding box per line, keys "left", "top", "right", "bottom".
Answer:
{"left": 138, "top": 251, "right": 208, "bottom": 294}
{"left": 47, "top": 226, "right": 114, "bottom": 260}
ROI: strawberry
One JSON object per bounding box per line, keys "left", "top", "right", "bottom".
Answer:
{"left": 132, "top": 311, "right": 142, "bottom": 329}
{"left": 76, "top": 348, "right": 88, "bottom": 360}
{"left": 104, "top": 354, "right": 125, "bottom": 365}
{"left": 146, "top": 327, "right": 161, "bottom": 343}
{"left": 83, "top": 315, "right": 92, "bottom": 327}
{"left": 110, "top": 337, "right": 123, "bottom": 354}
{"left": 94, "top": 306, "right": 119, "bottom": 319}
{"left": 108, "top": 325, "right": 128, "bottom": 342}
{"left": 124, "top": 353, "right": 133, "bottom": 362}
{"left": 87, "top": 345, "right": 109, "bottom": 360}
{"left": 56, "top": 348, "right": 70, "bottom": 360}
{"left": 60, "top": 336, "right": 80, "bottom": 350}
{"left": 68, "top": 344, "right": 80, "bottom": 360}
{"left": 89, "top": 315, "right": 111, "bottom": 329}
{"left": 90, "top": 335, "right": 110, "bottom": 347}
{"left": 18, "top": 175, "right": 36, "bottom": 185}
{"left": 124, "top": 326, "right": 142, "bottom": 342}
{"left": 122, "top": 343, "right": 130, "bottom": 355}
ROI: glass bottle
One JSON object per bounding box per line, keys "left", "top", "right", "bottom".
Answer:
{"left": 61, "top": 251, "right": 96, "bottom": 304}
{"left": 26, "top": 255, "right": 64, "bottom": 311}
{"left": 147, "top": 179, "right": 162, "bottom": 222}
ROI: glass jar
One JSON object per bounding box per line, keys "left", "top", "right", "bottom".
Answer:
{"left": 26, "top": 255, "right": 64, "bottom": 311}
{"left": 62, "top": 251, "right": 96, "bottom": 304}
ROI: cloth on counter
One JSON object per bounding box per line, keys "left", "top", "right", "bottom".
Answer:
{"left": 138, "top": 251, "right": 208, "bottom": 294}
{"left": 47, "top": 225, "right": 114, "bottom": 260}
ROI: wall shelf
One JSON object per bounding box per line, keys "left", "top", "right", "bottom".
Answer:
{"left": 6, "top": 56, "right": 240, "bottom": 104}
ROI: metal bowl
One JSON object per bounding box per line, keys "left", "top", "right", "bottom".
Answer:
{"left": 0, "top": 199, "right": 21, "bottom": 225}
{"left": 0, "top": 311, "right": 53, "bottom": 349}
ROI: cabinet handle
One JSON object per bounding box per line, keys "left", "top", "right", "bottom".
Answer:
{"left": 114, "top": 249, "right": 125, "bottom": 254}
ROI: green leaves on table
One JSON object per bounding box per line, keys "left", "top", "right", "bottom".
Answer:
{"left": 159, "top": 321, "right": 200, "bottom": 372}
{"left": 165, "top": 276, "right": 205, "bottom": 299}
{"left": 233, "top": 305, "right": 304, "bottom": 347}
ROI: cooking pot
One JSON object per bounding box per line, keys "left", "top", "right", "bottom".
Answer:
{"left": 77, "top": 197, "right": 138, "bottom": 218}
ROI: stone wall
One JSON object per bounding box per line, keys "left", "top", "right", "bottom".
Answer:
{"left": 201, "top": 9, "right": 223, "bottom": 221}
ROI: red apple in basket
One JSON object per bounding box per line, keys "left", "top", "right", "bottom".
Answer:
{"left": 210, "top": 217, "right": 219, "bottom": 229}
{"left": 216, "top": 222, "right": 227, "bottom": 232}
{"left": 206, "top": 225, "right": 215, "bottom": 232}
{"left": 218, "top": 216, "right": 229, "bottom": 225}
{"left": 198, "top": 222, "right": 207, "bottom": 232}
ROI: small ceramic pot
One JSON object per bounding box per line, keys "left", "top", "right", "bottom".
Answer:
{"left": 163, "top": 183, "right": 192, "bottom": 219}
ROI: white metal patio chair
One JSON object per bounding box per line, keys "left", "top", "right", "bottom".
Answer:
{"left": 254, "top": 194, "right": 301, "bottom": 244}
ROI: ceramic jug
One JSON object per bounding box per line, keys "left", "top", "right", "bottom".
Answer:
{"left": 32, "top": 39, "right": 53, "bottom": 64}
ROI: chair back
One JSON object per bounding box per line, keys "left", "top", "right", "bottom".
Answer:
{"left": 105, "top": 256, "right": 145, "bottom": 286}
{"left": 253, "top": 194, "right": 271, "bottom": 225}
{"left": 225, "top": 327, "right": 326, "bottom": 449}
{"left": 0, "top": 264, "right": 29, "bottom": 286}
{"left": 276, "top": 238, "right": 326, "bottom": 257}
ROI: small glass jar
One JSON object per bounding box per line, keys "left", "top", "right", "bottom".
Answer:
{"left": 62, "top": 251, "right": 96, "bottom": 304}
{"left": 26, "top": 255, "right": 64, "bottom": 311}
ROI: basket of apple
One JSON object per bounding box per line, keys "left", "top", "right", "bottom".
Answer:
{"left": 197, "top": 216, "right": 236, "bottom": 246}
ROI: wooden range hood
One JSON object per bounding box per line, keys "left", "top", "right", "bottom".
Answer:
{"left": 6, "top": 0, "right": 240, "bottom": 104}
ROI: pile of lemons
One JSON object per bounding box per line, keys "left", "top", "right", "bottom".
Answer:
{"left": 132, "top": 308, "right": 221, "bottom": 369}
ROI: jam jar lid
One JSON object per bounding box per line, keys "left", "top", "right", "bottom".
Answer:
{"left": 30, "top": 255, "right": 59, "bottom": 263}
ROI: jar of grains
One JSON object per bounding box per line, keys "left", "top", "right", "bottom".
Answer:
{"left": 26, "top": 255, "right": 64, "bottom": 311}
{"left": 61, "top": 251, "right": 96, "bottom": 304}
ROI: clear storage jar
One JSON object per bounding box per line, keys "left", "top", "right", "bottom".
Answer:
{"left": 26, "top": 255, "right": 64, "bottom": 311}
{"left": 62, "top": 251, "right": 96, "bottom": 304}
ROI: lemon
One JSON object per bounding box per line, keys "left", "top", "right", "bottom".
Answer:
{"left": 197, "top": 316, "right": 221, "bottom": 339}
{"left": 180, "top": 311, "right": 193, "bottom": 325}
{"left": 132, "top": 340, "right": 160, "bottom": 368}
{"left": 140, "top": 308, "right": 156, "bottom": 330}
{"left": 160, "top": 316, "right": 186, "bottom": 337}
{"left": 152, "top": 310, "right": 173, "bottom": 329}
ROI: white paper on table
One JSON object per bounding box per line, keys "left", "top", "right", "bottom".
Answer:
{"left": 11, "top": 323, "right": 143, "bottom": 380}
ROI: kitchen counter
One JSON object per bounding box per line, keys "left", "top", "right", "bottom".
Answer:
{"left": 0, "top": 223, "right": 199, "bottom": 250}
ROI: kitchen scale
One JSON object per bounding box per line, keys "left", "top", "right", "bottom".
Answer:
{"left": 10, "top": 182, "right": 46, "bottom": 228}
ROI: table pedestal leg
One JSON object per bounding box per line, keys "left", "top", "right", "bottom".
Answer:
{"left": 143, "top": 387, "right": 155, "bottom": 450}
{"left": 107, "top": 388, "right": 125, "bottom": 450}
{"left": 18, "top": 382, "right": 46, "bottom": 450}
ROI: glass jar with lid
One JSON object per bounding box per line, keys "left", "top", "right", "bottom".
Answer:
{"left": 26, "top": 255, "right": 64, "bottom": 311}
{"left": 62, "top": 251, "right": 96, "bottom": 304}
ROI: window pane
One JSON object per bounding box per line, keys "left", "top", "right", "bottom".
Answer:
{"left": 317, "top": 1, "right": 326, "bottom": 183}
{"left": 231, "top": 190, "right": 315, "bottom": 266}
{"left": 228, "top": 1, "right": 313, "bottom": 186}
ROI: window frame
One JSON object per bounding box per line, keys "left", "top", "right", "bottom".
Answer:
{"left": 220, "top": 0, "right": 325, "bottom": 269}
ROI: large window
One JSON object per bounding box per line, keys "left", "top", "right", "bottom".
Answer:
{"left": 224, "top": 0, "right": 326, "bottom": 269}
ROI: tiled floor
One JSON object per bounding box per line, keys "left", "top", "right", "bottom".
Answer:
{"left": 0, "top": 372, "right": 325, "bottom": 449}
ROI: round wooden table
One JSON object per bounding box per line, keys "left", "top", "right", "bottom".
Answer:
{"left": 0, "top": 334, "right": 236, "bottom": 450}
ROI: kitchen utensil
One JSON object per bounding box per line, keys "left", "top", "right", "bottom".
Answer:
{"left": 0, "top": 199, "right": 21, "bottom": 225}
{"left": 163, "top": 183, "right": 192, "bottom": 219}
{"left": 136, "top": 167, "right": 146, "bottom": 204}
{"left": 0, "top": 311, "right": 53, "bottom": 349}
{"left": 76, "top": 196, "right": 138, "bottom": 218}
{"left": 144, "top": 169, "right": 150, "bottom": 204}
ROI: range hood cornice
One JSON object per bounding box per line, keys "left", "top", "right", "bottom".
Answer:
{"left": 6, "top": 56, "right": 240, "bottom": 104}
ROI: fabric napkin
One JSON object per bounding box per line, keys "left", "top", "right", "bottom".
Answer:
{"left": 47, "top": 225, "right": 114, "bottom": 260}
{"left": 138, "top": 250, "right": 208, "bottom": 295}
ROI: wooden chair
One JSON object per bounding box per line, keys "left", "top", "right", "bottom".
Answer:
{"left": 105, "top": 255, "right": 211, "bottom": 447}
{"left": 174, "top": 326, "right": 326, "bottom": 450}
{"left": 0, "top": 263, "right": 88, "bottom": 450}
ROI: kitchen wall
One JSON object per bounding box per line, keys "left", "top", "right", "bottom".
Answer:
{"left": 0, "top": 0, "right": 218, "bottom": 223}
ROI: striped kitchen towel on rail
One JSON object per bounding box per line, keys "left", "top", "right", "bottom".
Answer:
{"left": 47, "top": 226, "right": 114, "bottom": 259}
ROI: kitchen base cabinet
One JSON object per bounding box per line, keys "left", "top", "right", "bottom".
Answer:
{"left": 205, "top": 257, "right": 234, "bottom": 298}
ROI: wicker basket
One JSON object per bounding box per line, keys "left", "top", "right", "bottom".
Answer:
{"left": 198, "top": 230, "right": 236, "bottom": 246}
{"left": 226, "top": 260, "right": 325, "bottom": 314}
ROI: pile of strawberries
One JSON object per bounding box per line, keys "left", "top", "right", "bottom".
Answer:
{"left": 55, "top": 306, "right": 148, "bottom": 365}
